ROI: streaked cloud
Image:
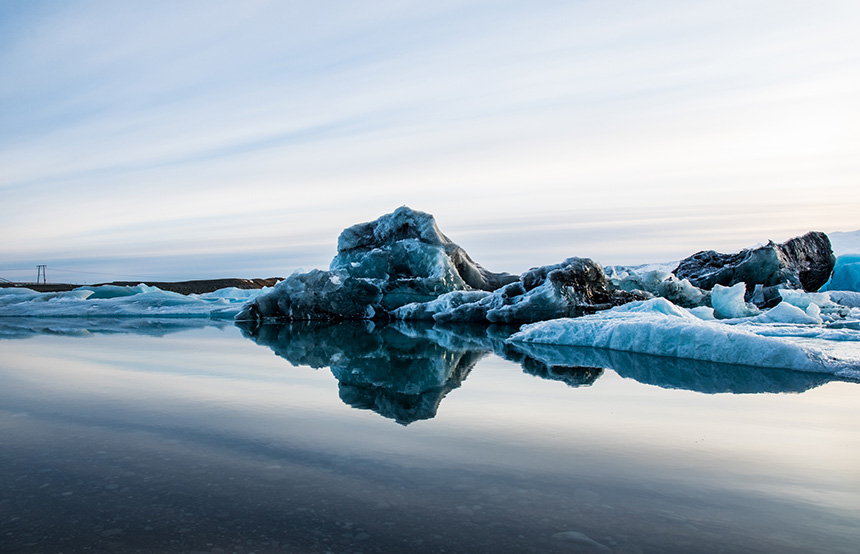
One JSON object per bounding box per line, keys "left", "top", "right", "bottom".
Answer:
{"left": 1, "top": 0, "right": 858, "bottom": 281}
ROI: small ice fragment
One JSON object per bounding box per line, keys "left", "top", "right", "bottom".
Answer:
{"left": 711, "top": 283, "right": 759, "bottom": 319}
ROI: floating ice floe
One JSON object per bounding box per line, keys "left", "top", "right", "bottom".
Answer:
{"left": 509, "top": 297, "right": 860, "bottom": 379}
{"left": 0, "top": 285, "right": 264, "bottom": 319}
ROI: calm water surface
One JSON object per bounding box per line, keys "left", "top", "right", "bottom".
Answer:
{"left": 1, "top": 319, "right": 858, "bottom": 554}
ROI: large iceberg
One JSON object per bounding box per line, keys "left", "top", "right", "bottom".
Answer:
{"left": 237, "top": 206, "right": 520, "bottom": 322}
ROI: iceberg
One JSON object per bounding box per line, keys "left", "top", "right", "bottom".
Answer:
{"left": 673, "top": 231, "right": 836, "bottom": 306}
{"left": 236, "top": 207, "right": 518, "bottom": 322}
{"left": 236, "top": 210, "right": 848, "bottom": 332}
{"left": 509, "top": 298, "right": 860, "bottom": 379}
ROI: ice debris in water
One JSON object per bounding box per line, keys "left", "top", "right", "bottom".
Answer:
{"left": 0, "top": 284, "right": 263, "bottom": 318}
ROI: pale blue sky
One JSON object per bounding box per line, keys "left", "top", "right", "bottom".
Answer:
{"left": 1, "top": 0, "right": 858, "bottom": 282}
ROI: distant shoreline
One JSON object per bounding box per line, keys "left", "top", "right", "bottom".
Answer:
{"left": 0, "top": 278, "right": 282, "bottom": 295}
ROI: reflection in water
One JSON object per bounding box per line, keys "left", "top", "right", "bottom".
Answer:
{"left": 511, "top": 342, "right": 837, "bottom": 394}
{"left": 1, "top": 316, "right": 840, "bottom": 401}
{"left": 237, "top": 320, "right": 840, "bottom": 424}
{"left": 2, "top": 321, "right": 859, "bottom": 554}
{"left": 238, "top": 321, "right": 484, "bottom": 424}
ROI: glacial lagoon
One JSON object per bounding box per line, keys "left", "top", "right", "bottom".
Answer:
{"left": 1, "top": 319, "right": 858, "bottom": 554}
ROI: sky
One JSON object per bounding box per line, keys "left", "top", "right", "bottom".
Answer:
{"left": 1, "top": 0, "right": 858, "bottom": 283}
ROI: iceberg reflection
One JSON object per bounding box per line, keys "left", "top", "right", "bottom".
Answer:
{"left": 238, "top": 321, "right": 840, "bottom": 424}
{"left": 237, "top": 321, "right": 484, "bottom": 424}
{"left": 508, "top": 342, "right": 836, "bottom": 394}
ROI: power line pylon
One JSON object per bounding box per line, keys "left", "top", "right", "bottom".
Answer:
{"left": 36, "top": 265, "right": 47, "bottom": 284}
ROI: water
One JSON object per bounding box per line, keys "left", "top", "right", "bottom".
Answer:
{"left": 1, "top": 319, "right": 858, "bottom": 554}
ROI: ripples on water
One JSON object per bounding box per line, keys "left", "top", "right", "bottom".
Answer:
{"left": 1, "top": 319, "right": 858, "bottom": 554}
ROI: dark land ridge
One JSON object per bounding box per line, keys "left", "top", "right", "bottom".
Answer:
{"left": 0, "top": 278, "right": 282, "bottom": 295}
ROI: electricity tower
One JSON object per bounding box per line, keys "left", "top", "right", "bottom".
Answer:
{"left": 36, "top": 265, "right": 47, "bottom": 284}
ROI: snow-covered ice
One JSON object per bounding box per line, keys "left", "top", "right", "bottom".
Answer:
{"left": 509, "top": 297, "right": 860, "bottom": 379}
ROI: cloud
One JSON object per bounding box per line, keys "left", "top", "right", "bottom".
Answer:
{"left": 1, "top": 0, "right": 858, "bottom": 281}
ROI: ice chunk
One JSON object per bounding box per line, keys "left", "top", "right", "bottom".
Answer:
{"left": 75, "top": 283, "right": 154, "bottom": 299}
{"left": 605, "top": 265, "right": 708, "bottom": 308}
{"left": 409, "top": 257, "right": 642, "bottom": 324}
{"left": 753, "top": 301, "right": 822, "bottom": 325}
{"left": 711, "top": 283, "right": 760, "bottom": 319}
{"left": 333, "top": 206, "right": 517, "bottom": 292}
{"left": 392, "top": 290, "right": 492, "bottom": 321}
{"left": 610, "top": 296, "right": 691, "bottom": 318}
{"left": 829, "top": 291, "right": 860, "bottom": 308}
{"left": 508, "top": 343, "right": 837, "bottom": 394}
{"left": 778, "top": 289, "right": 837, "bottom": 311}
{"left": 689, "top": 306, "right": 716, "bottom": 320}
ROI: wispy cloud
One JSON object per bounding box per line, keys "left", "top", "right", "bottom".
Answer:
{"left": 1, "top": 0, "right": 858, "bottom": 281}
